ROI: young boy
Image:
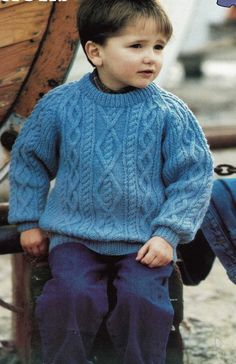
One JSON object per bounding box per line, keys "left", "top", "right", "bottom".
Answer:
{"left": 8, "top": 0, "right": 213, "bottom": 363}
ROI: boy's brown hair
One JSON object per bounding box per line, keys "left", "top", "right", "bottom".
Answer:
{"left": 77, "top": 0, "right": 173, "bottom": 53}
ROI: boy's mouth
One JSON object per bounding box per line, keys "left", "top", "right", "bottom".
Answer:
{"left": 138, "top": 70, "right": 155, "bottom": 75}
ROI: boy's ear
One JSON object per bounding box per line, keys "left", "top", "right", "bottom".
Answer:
{"left": 85, "top": 41, "right": 103, "bottom": 67}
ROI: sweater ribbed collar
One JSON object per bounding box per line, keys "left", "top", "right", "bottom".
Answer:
{"left": 77, "top": 73, "right": 159, "bottom": 108}
{"left": 91, "top": 69, "right": 135, "bottom": 94}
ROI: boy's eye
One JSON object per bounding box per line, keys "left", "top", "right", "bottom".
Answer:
{"left": 154, "top": 44, "right": 164, "bottom": 50}
{"left": 130, "top": 44, "right": 142, "bottom": 49}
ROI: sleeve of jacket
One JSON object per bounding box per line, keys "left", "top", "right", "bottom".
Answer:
{"left": 151, "top": 98, "right": 214, "bottom": 249}
{"left": 8, "top": 94, "right": 59, "bottom": 231}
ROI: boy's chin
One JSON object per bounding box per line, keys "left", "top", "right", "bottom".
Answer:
{"left": 134, "top": 81, "right": 154, "bottom": 89}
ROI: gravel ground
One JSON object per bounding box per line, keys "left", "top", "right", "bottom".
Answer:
{"left": 181, "top": 260, "right": 236, "bottom": 364}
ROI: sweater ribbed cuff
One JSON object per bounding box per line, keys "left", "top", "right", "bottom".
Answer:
{"left": 152, "top": 226, "right": 180, "bottom": 249}
{"left": 17, "top": 222, "right": 39, "bottom": 232}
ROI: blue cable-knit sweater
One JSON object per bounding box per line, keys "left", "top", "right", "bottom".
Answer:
{"left": 8, "top": 73, "right": 213, "bottom": 257}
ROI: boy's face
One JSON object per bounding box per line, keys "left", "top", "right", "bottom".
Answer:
{"left": 89, "top": 17, "right": 167, "bottom": 91}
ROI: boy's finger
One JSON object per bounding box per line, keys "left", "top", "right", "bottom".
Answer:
{"left": 27, "top": 243, "right": 44, "bottom": 256}
{"left": 141, "top": 250, "right": 156, "bottom": 265}
{"left": 148, "top": 257, "right": 161, "bottom": 268}
{"left": 31, "top": 246, "right": 42, "bottom": 256}
{"left": 136, "top": 244, "right": 149, "bottom": 261}
{"left": 39, "top": 242, "right": 48, "bottom": 255}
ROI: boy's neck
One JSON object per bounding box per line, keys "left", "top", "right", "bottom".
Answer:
{"left": 91, "top": 69, "right": 136, "bottom": 94}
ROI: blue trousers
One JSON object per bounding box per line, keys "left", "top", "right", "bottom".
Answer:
{"left": 35, "top": 243, "right": 174, "bottom": 364}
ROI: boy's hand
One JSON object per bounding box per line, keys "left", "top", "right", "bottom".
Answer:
{"left": 136, "top": 236, "right": 173, "bottom": 268}
{"left": 20, "top": 228, "right": 49, "bottom": 257}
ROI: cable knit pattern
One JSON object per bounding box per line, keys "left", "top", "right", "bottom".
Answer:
{"left": 9, "top": 73, "right": 214, "bottom": 256}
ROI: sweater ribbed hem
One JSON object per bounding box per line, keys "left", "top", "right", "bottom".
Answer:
{"left": 17, "top": 222, "right": 39, "bottom": 232}
{"left": 49, "top": 234, "right": 143, "bottom": 256}
{"left": 152, "top": 227, "right": 180, "bottom": 248}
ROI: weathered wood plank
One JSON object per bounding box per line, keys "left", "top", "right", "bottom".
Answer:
{"left": 12, "top": 254, "right": 32, "bottom": 364}
{"left": 11, "top": 253, "right": 51, "bottom": 364}
{"left": 0, "top": 2, "right": 54, "bottom": 123}
{"left": 0, "top": 1, "right": 52, "bottom": 48}
{"left": 0, "top": 41, "right": 40, "bottom": 87}
{"left": 0, "top": 0, "right": 26, "bottom": 9}
{"left": 14, "top": 1, "right": 80, "bottom": 119}
{"left": 0, "top": 84, "right": 21, "bottom": 120}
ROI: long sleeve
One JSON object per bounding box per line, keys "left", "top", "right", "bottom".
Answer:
{"left": 151, "top": 100, "right": 214, "bottom": 248}
{"left": 6, "top": 73, "right": 215, "bottom": 257}
{"left": 8, "top": 95, "right": 59, "bottom": 231}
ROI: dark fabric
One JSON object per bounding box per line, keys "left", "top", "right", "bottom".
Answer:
{"left": 201, "top": 178, "right": 236, "bottom": 284}
{"left": 177, "top": 229, "right": 215, "bottom": 286}
{"left": 90, "top": 69, "right": 135, "bottom": 94}
{"left": 0, "top": 225, "right": 22, "bottom": 254}
{"left": 35, "top": 243, "right": 174, "bottom": 364}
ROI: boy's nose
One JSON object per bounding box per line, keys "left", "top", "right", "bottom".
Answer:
{"left": 143, "top": 52, "right": 156, "bottom": 64}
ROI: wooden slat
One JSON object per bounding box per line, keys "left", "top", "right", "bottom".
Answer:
{"left": 0, "top": 40, "right": 40, "bottom": 87}
{"left": 0, "top": 2, "right": 54, "bottom": 124}
{"left": 0, "top": 109, "right": 9, "bottom": 121}
{"left": 0, "top": 40, "right": 38, "bottom": 120}
{"left": 14, "top": 1, "right": 80, "bottom": 119}
{"left": 0, "top": 0, "right": 26, "bottom": 9}
{"left": 12, "top": 254, "right": 32, "bottom": 364}
{"left": 0, "top": 84, "right": 21, "bottom": 120}
{"left": 0, "top": 1, "right": 52, "bottom": 48}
